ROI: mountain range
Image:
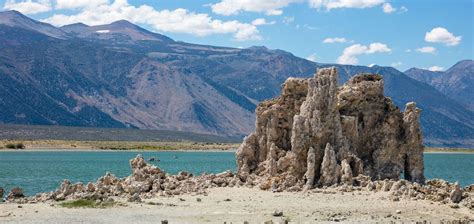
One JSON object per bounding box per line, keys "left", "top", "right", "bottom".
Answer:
{"left": 405, "top": 60, "right": 473, "bottom": 111}
{"left": 0, "top": 10, "right": 472, "bottom": 147}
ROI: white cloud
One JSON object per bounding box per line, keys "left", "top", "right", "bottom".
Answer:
{"left": 425, "top": 27, "right": 462, "bottom": 46}
{"left": 306, "top": 53, "right": 317, "bottom": 62}
{"left": 390, "top": 61, "right": 402, "bottom": 67}
{"left": 405, "top": 49, "right": 412, "bottom": 52}
{"left": 428, "top": 66, "right": 444, "bottom": 72}
{"left": 309, "top": 0, "right": 385, "bottom": 10}
{"left": 337, "top": 42, "right": 391, "bottom": 65}
{"left": 381, "top": 3, "right": 407, "bottom": 14}
{"left": 42, "top": 0, "right": 262, "bottom": 41}
{"left": 251, "top": 18, "right": 275, "bottom": 26}
{"left": 55, "top": 0, "right": 109, "bottom": 10}
{"left": 210, "top": 0, "right": 297, "bottom": 16}
{"left": 382, "top": 3, "right": 395, "bottom": 13}
{"left": 323, "top": 37, "right": 349, "bottom": 43}
{"left": 416, "top": 46, "right": 436, "bottom": 54}
{"left": 3, "top": 0, "right": 51, "bottom": 14}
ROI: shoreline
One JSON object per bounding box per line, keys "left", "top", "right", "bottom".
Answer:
{"left": 0, "top": 148, "right": 471, "bottom": 153}
{"left": 1, "top": 187, "right": 472, "bottom": 223}
{"left": 0, "top": 148, "right": 237, "bottom": 152}
{"left": 1, "top": 140, "right": 472, "bottom": 153}
{"left": 0, "top": 140, "right": 239, "bottom": 151}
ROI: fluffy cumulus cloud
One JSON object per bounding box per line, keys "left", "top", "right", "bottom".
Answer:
{"left": 337, "top": 43, "right": 391, "bottom": 65}
{"left": 210, "top": 0, "right": 297, "bottom": 16}
{"left": 428, "top": 66, "right": 444, "bottom": 72}
{"left": 309, "top": 0, "right": 385, "bottom": 10}
{"left": 382, "top": 3, "right": 407, "bottom": 14}
{"left": 425, "top": 27, "right": 462, "bottom": 46}
{"left": 323, "top": 37, "right": 349, "bottom": 43}
{"left": 40, "top": 0, "right": 262, "bottom": 41}
{"left": 382, "top": 3, "right": 395, "bottom": 13}
{"left": 55, "top": 0, "right": 109, "bottom": 10}
{"left": 416, "top": 46, "right": 436, "bottom": 54}
{"left": 3, "top": 0, "right": 51, "bottom": 15}
{"left": 212, "top": 0, "right": 401, "bottom": 15}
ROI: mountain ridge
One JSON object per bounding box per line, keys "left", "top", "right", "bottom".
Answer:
{"left": 0, "top": 10, "right": 472, "bottom": 147}
{"left": 405, "top": 60, "right": 474, "bottom": 111}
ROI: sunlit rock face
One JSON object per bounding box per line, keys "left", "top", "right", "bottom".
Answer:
{"left": 236, "top": 67, "right": 425, "bottom": 191}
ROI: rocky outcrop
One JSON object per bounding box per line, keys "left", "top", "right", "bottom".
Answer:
{"left": 7, "top": 154, "right": 471, "bottom": 209}
{"left": 6, "top": 187, "right": 24, "bottom": 200}
{"left": 14, "top": 155, "right": 241, "bottom": 203}
{"left": 236, "top": 67, "right": 425, "bottom": 190}
{"left": 350, "top": 177, "right": 472, "bottom": 207}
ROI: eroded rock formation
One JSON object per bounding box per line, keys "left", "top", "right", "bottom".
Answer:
{"left": 14, "top": 155, "right": 240, "bottom": 203}
{"left": 236, "top": 67, "right": 425, "bottom": 191}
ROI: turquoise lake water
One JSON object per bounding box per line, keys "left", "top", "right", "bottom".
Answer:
{"left": 0, "top": 151, "right": 472, "bottom": 196}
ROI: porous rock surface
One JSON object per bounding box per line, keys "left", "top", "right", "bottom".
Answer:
{"left": 236, "top": 67, "right": 425, "bottom": 191}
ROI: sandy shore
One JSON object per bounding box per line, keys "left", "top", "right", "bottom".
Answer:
{"left": 1, "top": 187, "right": 472, "bottom": 223}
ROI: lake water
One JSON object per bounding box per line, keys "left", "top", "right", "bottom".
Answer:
{"left": 0, "top": 151, "right": 472, "bottom": 196}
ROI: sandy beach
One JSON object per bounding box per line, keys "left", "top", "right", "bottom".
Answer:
{"left": 1, "top": 187, "right": 472, "bottom": 223}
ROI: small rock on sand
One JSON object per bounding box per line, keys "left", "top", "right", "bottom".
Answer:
{"left": 7, "top": 187, "right": 24, "bottom": 200}
{"left": 127, "top": 193, "right": 142, "bottom": 203}
{"left": 450, "top": 184, "right": 462, "bottom": 203}
{"left": 272, "top": 210, "right": 283, "bottom": 217}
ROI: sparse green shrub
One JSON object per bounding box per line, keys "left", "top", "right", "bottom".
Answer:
{"left": 59, "top": 199, "right": 117, "bottom": 209}
{"left": 5, "top": 143, "right": 16, "bottom": 149}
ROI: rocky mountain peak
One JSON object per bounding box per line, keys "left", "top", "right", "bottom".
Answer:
{"left": 0, "top": 10, "right": 69, "bottom": 39}
{"left": 108, "top": 19, "right": 137, "bottom": 28}
{"left": 60, "top": 19, "right": 173, "bottom": 42}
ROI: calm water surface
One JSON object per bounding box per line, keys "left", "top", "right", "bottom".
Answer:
{"left": 0, "top": 151, "right": 472, "bottom": 196}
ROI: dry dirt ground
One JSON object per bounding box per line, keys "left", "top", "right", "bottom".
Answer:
{"left": 0, "top": 187, "right": 472, "bottom": 223}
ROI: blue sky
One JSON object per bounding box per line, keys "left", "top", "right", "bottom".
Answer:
{"left": 1, "top": 0, "right": 472, "bottom": 71}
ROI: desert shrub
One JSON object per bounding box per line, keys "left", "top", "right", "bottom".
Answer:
{"left": 5, "top": 143, "right": 16, "bottom": 149}
{"left": 60, "top": 199, "right": 117, "bottom": 209}
{"left": 4, "top": 143, "right": 25, "bottom": 149}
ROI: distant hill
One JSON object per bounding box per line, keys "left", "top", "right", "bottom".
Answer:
{"left": 0, "top": 10, "right": 473, "bottom": 147}
{"left": 0, "top": 124, "right": 240, "bottom": 143}
{"left": 405, "top": 60, "right": 474, "bottom": 111}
